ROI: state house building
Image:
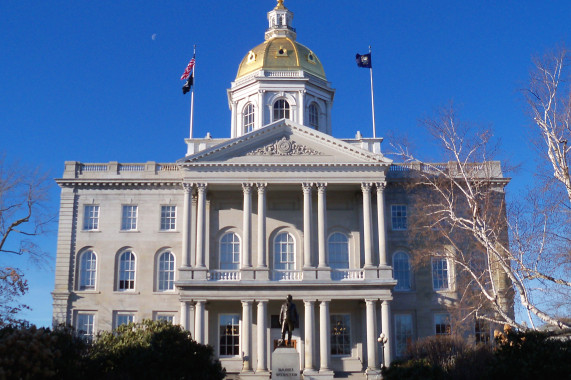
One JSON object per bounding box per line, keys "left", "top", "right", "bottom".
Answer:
{"left": 52, "top": 1, "right": 509, "bottom": 379}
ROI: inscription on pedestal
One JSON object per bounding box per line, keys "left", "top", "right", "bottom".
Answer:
{"left": 271, "top": 347, "right": 300, "bottom": 379}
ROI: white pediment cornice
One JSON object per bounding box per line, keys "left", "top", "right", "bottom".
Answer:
{"left": 178, "top": 120, "right": 392, "bottom": 167}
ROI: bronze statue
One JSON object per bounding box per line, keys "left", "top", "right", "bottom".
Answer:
{"left": 279, "top": 294, "right": 299, "bottom": 347}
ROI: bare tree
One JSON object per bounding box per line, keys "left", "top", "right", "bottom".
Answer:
{"left": 0, "top": 155, "right": 54, "bottom": 325}
{"left": 390, "top": 102, "right": 570, "bottom": 331}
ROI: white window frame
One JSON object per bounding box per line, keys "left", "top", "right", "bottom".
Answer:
{"left": 83, "top": 205, "right": 100, "bottom": 231}
{"left": 394, "top": 313, "right": 413, "bottom": 357}
{"left": 391, "top": 204, "right": 407, "bottom": 230}
{"left": 78, "top": 249, "right": 97, "bottom": 291}
{"left": 434, "top": 313, "right": 451, "bottom": 335}
{"left": 393, "top": 251, "right": 411, "bottom": 291}
{"left": 219, "top": 232, "right": 241, "bottom": 270}
{"left": 157, "top": 250, "right": 175, "bottom": 291}
{"left": 274, "top": 232, "right": 295, "bottom": 270}
{"left": 114, "top": 312, "right": 135, "bottom": 329}
{"left": 308, "top": 103, "right": 319, "bottom": 129}
{"left": 117, "top": 250, "right": 136, "bottom": 291}
{"left": 160, "top": 205, "right": 177, "bottom": 231}
{"left": 76, "top": 312, "right": 95, "bottom": 341}
{"left": 273, "top": 99, "right": 290, "bottom": 121}
{"left": 330, "top": 314, "right": 351, "bottom": 356}
{"left": 219, "top": 314, "right": 240, "bottom": 357}
{"left": 154, "top": 312, "right": 175, "bottom": 324}
{"left": 243, "top": 103, "right": 255, "bottom": 133}
{"left": 431, "top": 257, "right": 450, "bottom": 290}
{"left": 121, "top": 205, "right": 138, "bottom": 231}
{"left": 328, "top": 232, "right": 349, "bottom": 269}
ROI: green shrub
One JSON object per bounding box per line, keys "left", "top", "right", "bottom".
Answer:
{"left": 86, "top": 320, "right": 225, "bottom": 380}
{"left": 0, "top": 324, "right": 87, "bottom": 379}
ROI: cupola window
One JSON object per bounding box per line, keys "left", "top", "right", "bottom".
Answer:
{"left": 273, "top": 99, "right": 290, "bottom": 121}
{"left": 309, "top": 103, "right": 319, "bottom": 129}
{"left": 243, "top": 103, "right": 255, "bottom": 133}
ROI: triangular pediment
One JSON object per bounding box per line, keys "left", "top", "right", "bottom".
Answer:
{"left": 178, "top": 120, "right": 392, "bottom": 167}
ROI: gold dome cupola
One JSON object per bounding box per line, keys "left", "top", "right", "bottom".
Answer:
{"left": 228, "top": 0, "right": 335, "bottom": 138}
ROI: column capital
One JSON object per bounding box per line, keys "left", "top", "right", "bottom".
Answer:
{"left": 303, "top": 299, "right": 316, "bottom": 305}
{"left": 365, "top": 298, "right": 379, "bottom": 304}
{"left": 302, "top": 182, "right": 313, "bottom": 192}
{"left": 241, "top": 299, "right": 254, "bottom": 306}
{"left": 318, "top": 298, "right": 331, "bottom": 304}
{"left": 182, "top": 183, "right": 193, "bottom": 192}
{"left": 375, "top": 181, "right": 387, "bottom": 191}
{"left": 361, "top": 182, "right": 373, "bottom": 192}
{"left": 242, "top": 183, "right": 253, "bottom": 193}
{"left": 256, "top": 183, "right": 267, "bottom": 192}
{"left": 196, "top": 183, "right": 208, "bottom": 193}
{"left": 316, "top": 182, "right": 327, "bottom": 190}
{"left": 256, "top": 299, "right": 269, "bottom": 304}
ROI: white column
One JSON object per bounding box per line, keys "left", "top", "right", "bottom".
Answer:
{"left": 195, "top": 184, "right": 207, "bottom": 268}
{"left": 362, "top": 183, "right": 374, "bottom": 268}
{"left": 242, "top": 300, "right": 253, "bottom": 371}
{"left": 299, "top": 89, "right": 306, "bottom": 125}
{"left": 257, "top": 300, "right": 268, "bottom": 372}
{"left": 317, "top": 183, "right": 328, "bottom": 268}
{"left": 365, "top": 299, "right": 379, "bottom": 371}
{"left": 182, "top": 184, "right": 192, "bottom": 267}
{"left": 257, "top": 184, "right": 267, "bottom": 268}
{"left": 195, "top": 300, "right": 206, "bottom": 344}
{"left": 381, "top": 300, "right": 393, "bottom": 366}
{"left": 302, "top": 183, "right": 313, "bottom": 268}
{"left": 319, "top": 299, "right": 331, "bottom": 371}
{"left": 180, "top": 301, "right": 189, "bottom": 330}
{"left": 258, "top": 90, "right": 265, "bottom": 129}
{"left": 376, "top": 182, "right": 388, "bottom": 266}
{"left": 231, "top": 100, "right": 238, "bottom": 138}
{"left": 242, "top": 184, "right": 252, "bottom": 268}
{"left": 304, "top": 300, "right": 315, "bottom": 370}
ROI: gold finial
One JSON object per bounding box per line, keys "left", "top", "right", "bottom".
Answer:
{"left": 276, "top": 0, "right": 285, "bottom": 9}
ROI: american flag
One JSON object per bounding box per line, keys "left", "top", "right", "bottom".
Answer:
{"left": 180, "top": 56, "right": 196, "bottom": 80}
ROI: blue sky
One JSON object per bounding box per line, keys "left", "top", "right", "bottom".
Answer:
{"left": 1, "top": 0, "right": 570, "bottom": 327}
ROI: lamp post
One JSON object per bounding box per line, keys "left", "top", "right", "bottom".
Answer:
{"left": 377, "top": 332, "right": 388, "bottom": 368}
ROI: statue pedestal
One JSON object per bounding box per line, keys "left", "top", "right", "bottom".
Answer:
{"left": 271, "top": 347, "right": 300, "bottom": 379}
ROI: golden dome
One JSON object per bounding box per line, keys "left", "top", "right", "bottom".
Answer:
{"left": 236, "top": 37, "right": 326, "bottom": 80}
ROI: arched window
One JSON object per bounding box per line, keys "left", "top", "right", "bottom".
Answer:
{"left": 274, "top": 232, "right": 295, "bottom": 270}
{"left": 328, "top": 232, "right": 349, "bottom": 269}
{"left": 273, "top": 99, "right": 290, "bottom": 121}
{"left": 243, "top": 103, "right": 255, "bottom": 134}
{"left": 220, "top": 232, "right": 241, "bottom": 270}
{"left": 308, "top": 103, "right": 319, "bottom": 129}
{"left": 79, "top": 250, "right": 97, "bottom": 290}
{"left": 157, "top": 250, "right": 175, "bottom": 291}
{"left": 394, "top": 252, "right": 411, "bottom": 290}
{"left": 118, "top": 250, "right": 136, "bottom": 291}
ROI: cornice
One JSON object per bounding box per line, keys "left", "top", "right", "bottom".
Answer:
{"left": 55, "top": 179, "right": 183, "bottom": 189}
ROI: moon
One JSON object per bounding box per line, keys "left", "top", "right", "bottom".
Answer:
{"left": 151, "top": 33, "right": 157, "bottom": 41}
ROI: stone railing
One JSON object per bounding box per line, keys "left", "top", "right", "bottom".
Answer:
{"left": 331, "top": 269, "right": 365, "bottom": 281}
{"left": 272, "top": 270, "right": 303, "bottom": 281}
{"left": 208, "top": 270, "right": 241, "bottom": 281}
{"left": 64, "top": 161, "right": 181, "bottom": 178}
{"left": 388, "top": 161, "right": 503, "bottom": 178}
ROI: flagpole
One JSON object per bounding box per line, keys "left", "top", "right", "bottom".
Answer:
{"left": 189, "top": 45, "right": 196, "bottom": 139}
{"left": 369, "top": 45, "right": 377, "bottom": 139}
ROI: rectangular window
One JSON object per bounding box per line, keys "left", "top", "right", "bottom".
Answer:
{"left": 83, "top": 205, "right": 100, "bottom": 230}
{"left": 155, "top": 314, "right": 175, "bottom": 324}
{"left": 115, "top": 312, "right": 135, "bottom": 328}
{"left": 394, "top": 314, "right": 413, "bottom": 357}
{"left": 435, "top": 313, "right": 451, "bottom": 335}
{"left": 475, "top": 320, "right": 491, "bottom": 344}
{"left": 330, "top": 314, "right": 351, "bottom": 356}
{"left": 432, "top": 258, "right": 450, "bottom": 290}
{"left": 391, "top": 205, "right": 407, "bottom": 230}
{"left": 160, "top": 205, "right": 176, "bottom": 231}
{"left": 219, "top": 314, "right": 240, "bottom": 356}
{"left": 121, "top": 205, "right": 138, "bottom": 231}
{"left": 76, "top": 313, "right": 95, "bottom": 342}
